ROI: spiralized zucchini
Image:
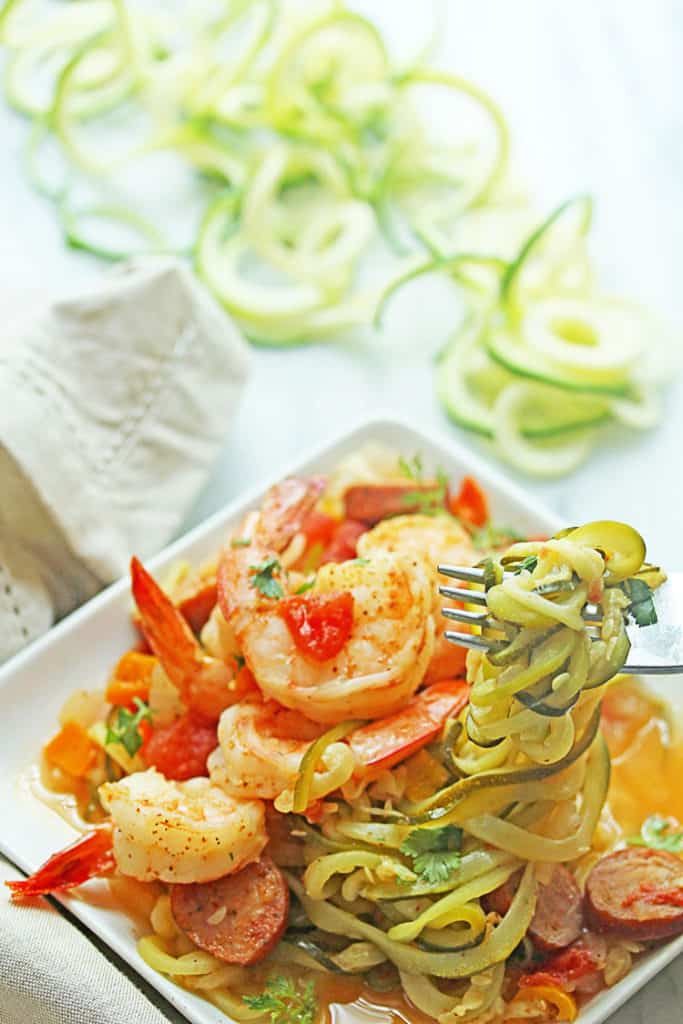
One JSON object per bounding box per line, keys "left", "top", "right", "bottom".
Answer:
{"left": 1, "top": 1, "right": 673, "bottom": 473}
{"left": 387, "top": 194, "right": 675, "bottom": 476}
{"left": 0, "top": 0, "right": 509, "bottom": 346}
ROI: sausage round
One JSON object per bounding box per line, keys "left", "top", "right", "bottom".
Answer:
{"left": 170, "top": 855, "right": 289, "bottom": 965}
{"left": 483, "top": 865, "right": 583, "bottom": 952}
{"left": 585, "top": 847, "right": 683, "bottom": 941}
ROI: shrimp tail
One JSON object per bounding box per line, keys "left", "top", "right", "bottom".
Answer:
{"left": 257, "top": 476, "right": 326, "bottom": 551}
{"left": 130, "top": 557, "right": 201, "bottom": 699}
{"left": 6, "top": 828, "right": 115, "bottom": 901}
{"left": 217, "top": 477, "right": 325, "bottom": 623}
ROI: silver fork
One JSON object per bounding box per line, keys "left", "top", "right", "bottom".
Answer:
{"left": 438, "top": 565, "right": 683, "bottom": 675}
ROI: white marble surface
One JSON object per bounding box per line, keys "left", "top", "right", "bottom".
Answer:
{"left": 2, "top": 2, "right": 683, "bottom": 1021}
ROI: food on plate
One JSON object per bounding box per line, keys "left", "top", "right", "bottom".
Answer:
{"left": 0, "top": 2, "right": 674, "bottom": 477}
{"left": 10, "top": 444, "right": 679, "bottom": 1024}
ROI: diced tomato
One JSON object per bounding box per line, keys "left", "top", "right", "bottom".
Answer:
{"left": 142, "top": 711, "right": 218, "bottom": 781}
{"left": 320, "top": 520, "right": 367, "bottom": 564}
{"left": 587, "top": 577, "right": 604, "bottom": 605}
{"left": 5, "top": 830, "right": 115, "bottom": 901}
{"left": 448, "top": 476, "right": 489, "bottom": 528}
{"left": 177, "top": 581, "right": 218, "bottom": 634}
{"left": 301, "top": 510, "right": 339, "bottom": 547}
{"left": 279, "top": 591, "right": 355, "bottom": 662}
{"left": 44, "top": 722, "right": 99, "bottom": 778}
{"left": 519, "top": 944, "right": 600, "bottom": 991}
{"left": 349, "top": 679, "right": 470, "bottom": 778}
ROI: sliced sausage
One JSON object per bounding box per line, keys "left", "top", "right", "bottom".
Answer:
{"left": 585, "top": 847, "right": 683, "bottom": 941}
{"left": 483, "top": 865, "right": 583, "bottom": 952}
{"left": 170, "top": 856, "right": 289, "bottom": 965}
{"left": 343, "top": 484, "right": 446, "bottom": 525}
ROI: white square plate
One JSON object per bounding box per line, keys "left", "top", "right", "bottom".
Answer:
{"left": 1, "top": 415, "right": 681, "bottom": 1024}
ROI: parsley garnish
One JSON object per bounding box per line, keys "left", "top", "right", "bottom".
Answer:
{"left": 628, "top": 814, "right": 683, "bottom": 853}
{"left": 400, "top": 825, "right": 463, "bottom": 885}
{"left": 514, "top": 555, "right": 538, "bottom": 575}
{"left": 243, "top": 976, "right": 317, "bottom": 1024}
{"left": 398, "top": 453, "right": 423, "bottom": 481}
{"left": 295, "top": 578, "right": 316, "bottom": 594}
{"left": 230, "top": 537, "right": 251, "bottom": 548}
{"left": 622, "top": 578, "right": 658, "bottom": 627}
{"left": 347, "top": 557, "right": 370, "bottom": 567}
{"left": 402, "top": 468, "right": 449, "bottom": 517}
{"left": 233, "top": 653, "right": 246, "bottom": 671}
{"left": 250, "top": 557, "right": 284, "bottom": 599}
{"left": 105, "top": 698, "right": 151, "bottom": 757}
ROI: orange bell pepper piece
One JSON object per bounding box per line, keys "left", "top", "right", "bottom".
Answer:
{"left": 44, "top": 722, "right": 99, "bottom": 777}
{"left": 106, "top": 651, "right": 158, "bottom": 706}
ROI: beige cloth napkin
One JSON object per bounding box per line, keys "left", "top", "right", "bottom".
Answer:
{"left": 0, "top": 258, "right": 249, "bottom": 1022}
{"left": 0, "top": 258, "right": 249, "bottom": 663}
{"left": 0, "top": 859, "right": 184, "bottom": 1024}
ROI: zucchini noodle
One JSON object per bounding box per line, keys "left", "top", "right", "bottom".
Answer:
{"left": 0, "top": 0, "right": 510, "bottom": 347}
{"left": 2, "top": 1, "right": 673, "bottom": 474}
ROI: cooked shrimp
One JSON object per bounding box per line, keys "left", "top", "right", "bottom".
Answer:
{"left": 131, "top": 557, "right": 252, "bottom": 721}
{"left": 357, "top": 514, "right": 477, "bottom": 684}
{"left": 219, "top": 534, "right": 436, "bottom": 722}
{"left": 207, "top": 699, "right": 355, "bottom": 806}
{"left": 99, "top": 769, "right": 266, "bottom": 884}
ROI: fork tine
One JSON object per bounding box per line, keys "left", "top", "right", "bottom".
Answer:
{"left": 438, "top": 564, "right": 488, "bottom": 584}
{"left": 444, "top": 630, "right": 495, "bottom": 652}
{"left": 442, "top": 607, "right": 492, "bottom": 627}
{"left": 438, "top": 584, "right": 488, "bottom": 606}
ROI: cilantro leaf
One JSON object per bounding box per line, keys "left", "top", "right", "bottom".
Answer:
{"left": 295, "top": 578, "right": 316, "bottom": 594}
{"left": 243, "top": 976, "right": 317, "bottom": 1024}
{"left": 413, "top": 850, "right": 463, "bottom": 885}
{"left": 401, "top": 825, "right": 463, "bottom": 884}
{"left": 398, "top": 453, "right": 423, "bottom": 481}
{"left": 250, "top": 557, "right": 284, "bottom": 599}
{"left": 628, "top": 814, "right": 683, "bottom": 853}
{"left": 622, "top": 578, "right": 658, "bottom": 627}
{"left": 105, "top": 698, "right": 152, "bottom": 757}
{"left": 401, "top": 468, "right": 449, "bottom": 517}
{"left": 230, "top": 537, "right": 251, "bottom": 548}
{"left": 233, "top": 653, "right": 246, "bottom": 671}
